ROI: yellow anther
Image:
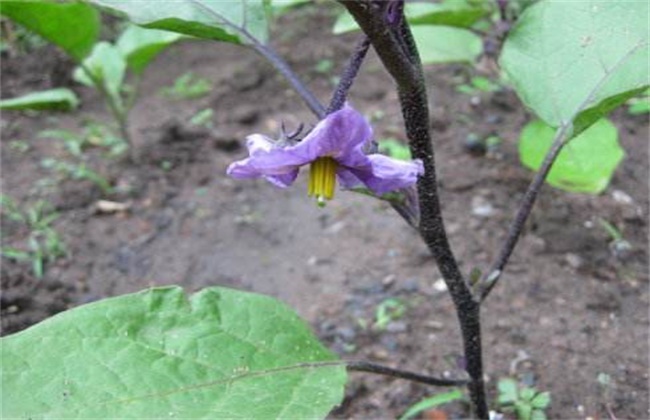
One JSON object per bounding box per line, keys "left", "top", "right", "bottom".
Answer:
{"left": 308, "top": 157, "right": 337, "bottom": 205}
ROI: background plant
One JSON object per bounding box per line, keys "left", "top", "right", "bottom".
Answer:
{"left": 0, "top": 196, "right": 66, "bottom": 278}
{"left": 0, "top": 2, "right": 183, "bottom": 160}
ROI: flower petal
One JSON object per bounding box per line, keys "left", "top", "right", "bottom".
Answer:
{"left": 288, "top": 104, "right": 372, "bottom": 160}
{"left": 351, "top": 154, "right": 424, "bottom": 194}
{"left": 265, "top": 170, "right": 299, "bottom": 188}
{"left": 227, "top": 134, "right": 308, "bottom": 179}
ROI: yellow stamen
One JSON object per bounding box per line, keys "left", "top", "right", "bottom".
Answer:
{"left": 308, "top": 157, "right": 338, "bottom": 206}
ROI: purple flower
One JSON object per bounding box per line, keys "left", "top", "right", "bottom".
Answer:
{"left": 227, "top": 104, "right": 423, "bottom": 205}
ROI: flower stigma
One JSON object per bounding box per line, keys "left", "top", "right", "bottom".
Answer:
{"left": 308, "top": 156, "right": 338, "bottom": 207}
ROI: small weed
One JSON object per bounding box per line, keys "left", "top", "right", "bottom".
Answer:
{"left": 160, "top": 72, "right": 211, "bottom": 100}
{"left": 373, "top": 297, "right": 406, "bottom": 331}
{"left": 497, "top": 377, "right": 551, "bottom": 420}
{"left": 378, "top": 138, "right": 412, "bottom": 160}
{"left": 0, "top": 196, "right": 66, "bottom": 278}
{"left": 598, "top": 218, "right": 632, "bottom": 257}
{"left": 189, "top": 108, "right": 214, "bottom": 128}
{"left": 41, "top": 158, "right": 112, "bottom": 194}
{"left": 160, "top": 160, "right": 173, "bottom": 171}
{"left": 399, "top": 389, "right": 465, "bottom": 420}
{"left": 8, "top": 140, "right": 30, "bottom": 153}
{"left": 314, "top": 58, "right": 334, "bottom": 74}
{"left": 39, "top": 122, "right": 127, "bottom": 158}
{"left": 456, "top": 76, "right": 501, "bottom": 95}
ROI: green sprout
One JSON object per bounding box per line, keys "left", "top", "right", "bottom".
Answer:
{"left": 160, "top": 72, "right": 212, "bottom": 100}
{"left": 1, "top": 196, "right": 67, "bottom": 278}
{"left": 374, "top": 297, "right": 406, "bottom": 331}
{"left": 497, "top": 377, "right": 551, "bottom": 420}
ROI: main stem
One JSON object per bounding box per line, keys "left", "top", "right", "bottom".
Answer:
{"left": 340, "top": 2, "right": 488, "bottom": 417}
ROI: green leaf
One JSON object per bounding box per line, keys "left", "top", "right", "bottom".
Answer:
{"left": 501, "top": 1, "right": 649, "bottom": 136}
{"left": 497, "top": 377, "right": 519, "bottom": 405}
{"left": 0, "top": 0, "right": 99, "bottom": 61}
{"left": 333, "top": 1, "right": 489, "bottom": 34}
{"left": 378, "top": 138, "right": 412, "bottom": 161}
{"left": 519, "top": 118, "right": 624, "bottom": 194}
{"left": 74, "top": 42, "right": 127, "bottom": 110}
{"left": 91, "top": 0, "right": 268, "bottom": 45}
{"left": 515, "top": 401, "right": 534, "bottom": 420}
{"left": 531, "top": 409, "right": 548, "bottom": 420}
{"left": 412, "top": 25, "right": 482, "bottom": 64}
{"left": 531, "top": 391, "right": 551, "bottom": 410}
{"left": 1, "top": 286, "right": 346, "bottom": 418}
{"left": 406, "top": 0, "right": 491, "bottom": 28}
{"left": 399, "top": 389, "right": 464, "bottom": 420}
{"left": 116, "top": 25, "right": 183, "bottom": 75}
{"left": 1, "top": 247, "right": 31, "bottom": 261}
{"left": 0, "top": 88, "right": 79, "bottom": 111}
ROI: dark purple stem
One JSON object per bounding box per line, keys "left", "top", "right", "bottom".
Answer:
{"left": 478, "top": 127, "right": 568, "bottom": 302}
{"left": 347, "top": 361, "right": 468, "bottom": 387}
{"left": 340, "top": 2, "right": 488, "bottom": 418}
{"left": 326, "top": 36, "right": 371, "bottom": 114}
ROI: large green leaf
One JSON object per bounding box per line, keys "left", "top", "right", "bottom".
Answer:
{"left": 412, "top": 26, "right": 482, "bottom": 64}
{"left": 405, "top": 0, "right": 491, "bottom": 27}
{"left": 501, "top": 1, "right": 649, "bottom": 135}
{"left": 91, "top": 0, "right": 268, "bottom": 45}
{"left": 2, "top": 286, "right": 346, "bottom": 418}
{"left": 0, "top": 88, "right": 79, "bottom": 111}
{"left": 519, "top": 119, "right": 624, "bottom": 194}
{"left": 0, "top": 0, "right": 99, "bottom": 61}
{"left": 73, "top": 42, "right": 126, "bottom": 110}
{"left": 333, "top": 1, "right": 489, "bottom": 34}
{"left": 116, "top": 25, "right": 184, "bottom": 75}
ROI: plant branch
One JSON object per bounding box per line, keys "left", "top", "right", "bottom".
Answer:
{"left": 346, "top": 361, "right": 468, "bottom": 387}
{"left": 340, "top": 2, "right": 488, "bottom": 418}
{"left": 189, "top": 0, "right": 326, "bottom": 118}
{"left": 251, "top": 42, "right": 326, "bottom": 118}
{"left": 326, "top": 35, "right": 371, "bottom": 114}
{"left": 478, "top": 41, "right": 645, "bottom": 303}
{"left": 477, "top": 126, "right": 569, "bottom": 302}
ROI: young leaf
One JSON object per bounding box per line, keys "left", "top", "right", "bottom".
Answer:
{"left": 0, "top": 0, "right": 99, "bottom": 61}
{"left": 501, "top": 1, "right": 649, "bottom": 136}
{"left": 74, "top": 42, "right": 127, "bottom": 110}
{"left": 519, "top": 119, "right": 624, "bottom": 194}
{"left": 531, "top": 391, "right": 551, "bottom": 410}
{"left": 0, "top": 88, "right": 79, "bottom": 111}
{"left": 497, "top": 377, "right": 519, "bottom": 405}
{"left": 412, "top": 26, "right": 482, "bottom": 64}
{"left": 90, "top": 0, "right": 268, "bottom": 46}
{"left": 399, "top": 389, "right": 465, "bottom": 420}
{"left": 116, "top": 25, "right": 183, "bottom": 75}
{"left": 1, "top": 286, "right": 346, "bottom": 418}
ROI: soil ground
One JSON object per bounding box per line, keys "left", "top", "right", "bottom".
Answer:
{"left": 1, "top": 5, "right": 648, "bottom": 419}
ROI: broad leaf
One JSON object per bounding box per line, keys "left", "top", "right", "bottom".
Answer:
{"left": 406, "top": 0, "right": 490, "bottom": 27}
{"left": 412, "top": 26, "right": 482, "bottom": 64}
{"left": 519, "top": 119, "right": 624, "bottom": 194}
{"left": 0, "top": 88, "right": 79, "bottom": 111}
{"left": 91, "top": 0, "right": 268, "bottom": 45}
{"left": 2, "top": 286, "right": 347, "bottom": 418}
{"left": 0, "top": 0, "right": 99, "bottom": 61}
{"left": 116, "top": 25, "right": 184, "bottom": 75}
{"left": 501, "top": 1, "right": 649, "bottom": 136}
{"left": 333, "top": 1, "right": 489, "bottom": 34}
{"left": 73, "top": 42, "right": 126, "bottom": 110}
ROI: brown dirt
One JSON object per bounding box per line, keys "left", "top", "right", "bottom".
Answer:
{"left": 1, "top": 6, "right": 648, "bottom": 419}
